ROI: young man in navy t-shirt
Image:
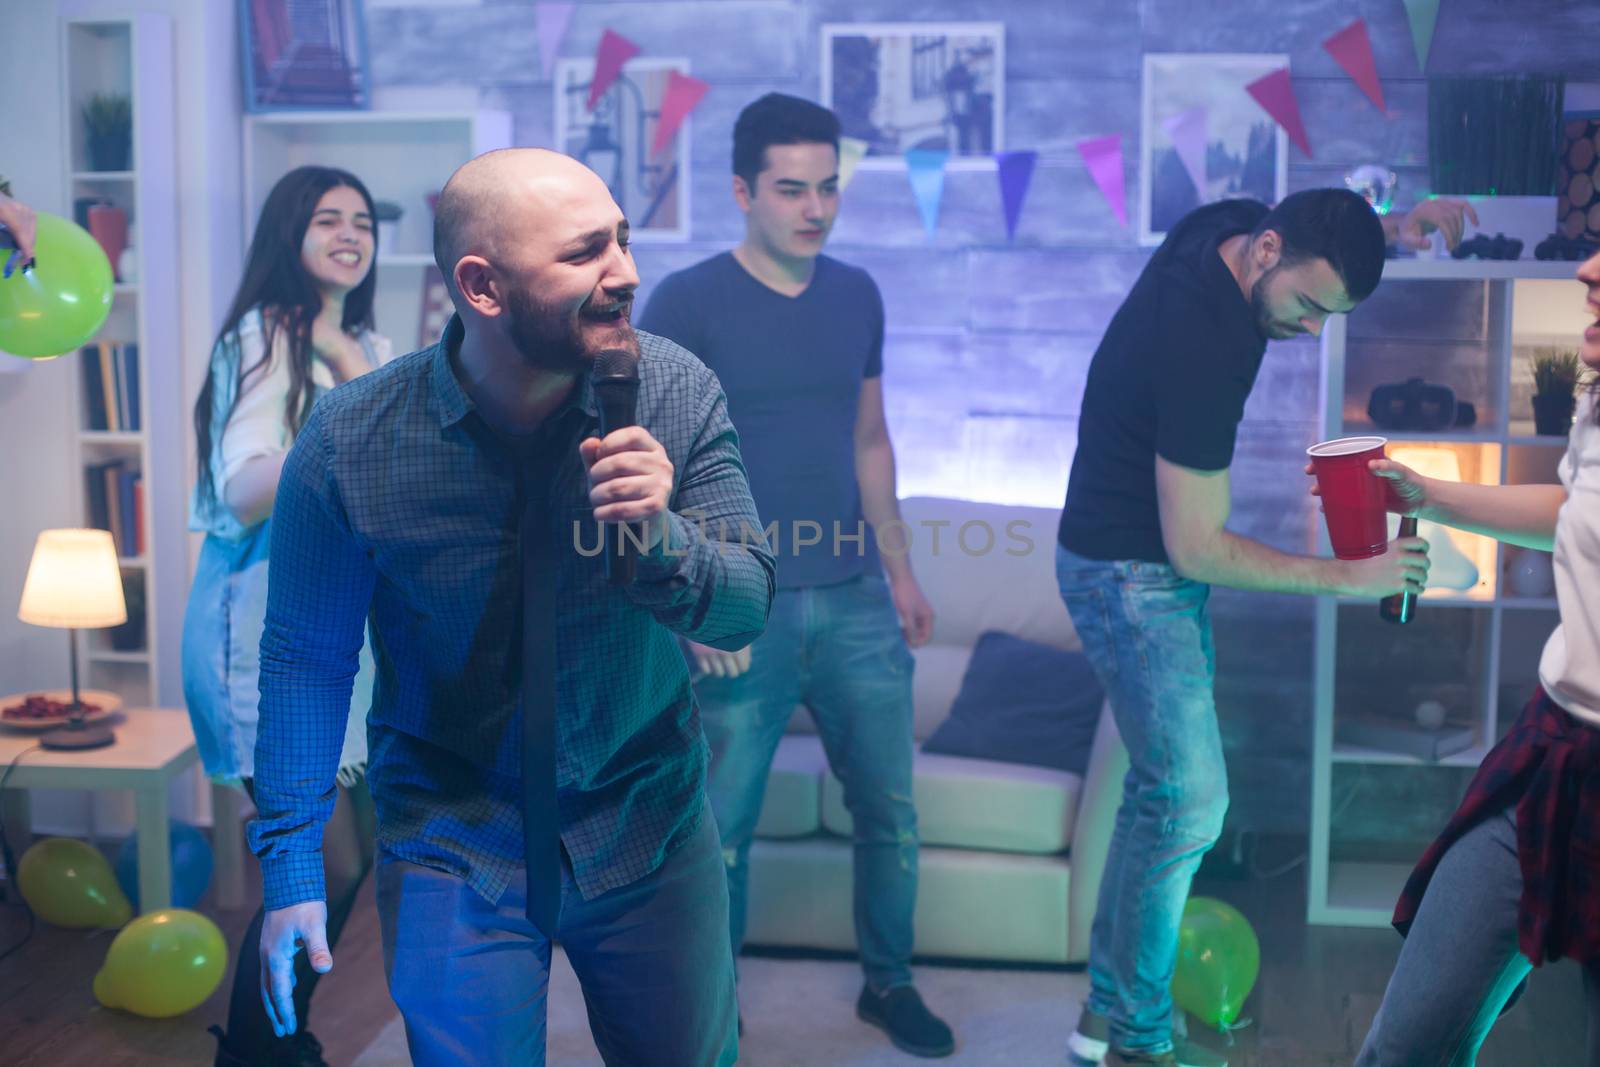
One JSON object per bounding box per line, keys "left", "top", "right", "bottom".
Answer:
{"left": 639, "top": 93, "right": 953, "bottom": 1058}
{"left": 1059, "top": 189, "right": 1472, "bottom": 1067}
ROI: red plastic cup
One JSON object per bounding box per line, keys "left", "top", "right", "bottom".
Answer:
{"left": 1308, "top": 435, "right": 1390, "bottom": 560}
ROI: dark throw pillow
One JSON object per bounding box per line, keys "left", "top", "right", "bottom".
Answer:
{"left": 922, "top": 630, "right": 1105, "bottom": 775}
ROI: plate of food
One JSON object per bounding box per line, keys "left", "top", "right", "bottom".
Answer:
{"left": 0, "top": 689, "right": 123, "bottom": 730}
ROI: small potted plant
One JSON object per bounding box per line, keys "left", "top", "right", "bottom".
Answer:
{"left": 83, "top": 93, "right": 133, "bottom": 172}
{"left": 1531, "top": 347, "right": 1582, "bottom": 436}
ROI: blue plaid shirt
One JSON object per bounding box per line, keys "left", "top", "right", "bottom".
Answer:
{"left": 247, "top": 317, "right": 775, "bottom": 910}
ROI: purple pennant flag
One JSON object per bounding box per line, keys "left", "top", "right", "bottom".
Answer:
{"left": 994, "top": 151, "right": 1038, "bottom": 241}
{"left": 1076, "top": 134, "right": 1127, "bottom": 227}
{"left": 904, "top": 149, "right": 949, "bottom": 239}
{"left": 535, "top": 3, "right": 576, "bottom": 78}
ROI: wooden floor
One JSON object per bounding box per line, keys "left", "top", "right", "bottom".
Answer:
{"left": 0, "top": 836, "right": 1586, "bottom": 1066}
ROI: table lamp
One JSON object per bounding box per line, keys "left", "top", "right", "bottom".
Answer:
{"left": 17, "top": 528, "right": 127, "bottom": 750}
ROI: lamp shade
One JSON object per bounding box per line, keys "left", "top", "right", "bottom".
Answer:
{"left": 17, "top": 528, "right": 127, "bottom": 629}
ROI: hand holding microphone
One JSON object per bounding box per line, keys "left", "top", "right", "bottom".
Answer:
{"left": 581, "top": 348, "right": 673, "bottom": 585}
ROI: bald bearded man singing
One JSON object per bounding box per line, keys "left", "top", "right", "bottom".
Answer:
{"left": 247, "top": 149, "right": 775, "bottom": 1066}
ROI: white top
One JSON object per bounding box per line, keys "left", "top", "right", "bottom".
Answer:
{"left": 220, "top": 310, "right": 394, "bottom": 486}
{"left": 1539, "top": 390, "right": 1600, "bottom": 727}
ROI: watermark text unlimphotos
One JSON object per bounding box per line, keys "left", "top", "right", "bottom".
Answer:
{"left": 570, "top": 513, "right": 1041, "bottom": 559}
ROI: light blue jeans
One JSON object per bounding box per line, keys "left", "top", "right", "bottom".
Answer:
{"left": 696, "top": 572, "right": 918, "bottom": 991}
{"left": 1056, "top": 545, "right": 1227, "bottom": 1056}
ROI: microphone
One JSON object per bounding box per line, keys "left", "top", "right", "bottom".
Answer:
{"left": 591, "top": 348, "right": 641, "bottom": 586}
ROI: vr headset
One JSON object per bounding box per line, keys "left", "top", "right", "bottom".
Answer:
{"left": 1367, "top": 378, "right": 1477, "bottom": 432}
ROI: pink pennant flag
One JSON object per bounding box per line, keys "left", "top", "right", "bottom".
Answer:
{"left": 535, "top": 3, "right": 575, "bottom": 78}
{"left": 994, "top": 151, "right": 1037, "bottom": 241}
{"left": 1246, "top": 67, "right": 1312, "bottom": 158}
{"left": 1160, "top": 107, "right": 1208, "bottom": 201}
{"left": 1323, "top": 18, "right": 1386, "bottom": 113}
{"left": 652, "top": 71, "right": 709, "bottom": 157}
{"left": 1076, "top": 134, "right": 1127, "bottom": 227}
{"left": 587, "top": 29, "right": 641, "bottom": 111}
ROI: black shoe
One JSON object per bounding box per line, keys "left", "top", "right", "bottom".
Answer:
{"left": 855, "top": 985, "right": 955, "bottom": 1058}
{"left": 283, "top": 1030, "right": 329, "bottom": 1067}
{"left": 209, "top": 1024, "right": 329, "bottom": 1067}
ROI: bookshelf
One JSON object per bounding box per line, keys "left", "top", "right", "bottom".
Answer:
{"left": 62, "top": 14, "right": 182, "bottom": 710}
{"left": 1307, "top": 255, "right": 1587, "bottom": 926}
{"left": 243, "top": 109, "right": 512, "bottom": 353}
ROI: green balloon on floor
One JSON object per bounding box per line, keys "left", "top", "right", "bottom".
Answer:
{"left": 1171, "top": 895, "right": 1260, "bottom": 1029}
{"left": 0, "top": 211, "right": 114, "bottom": 358}
{"left": 93, "top": 908, "right": 227, "bottom": 1018}
{"left": 16, "top": 836, "right": 132, "bottom": 929}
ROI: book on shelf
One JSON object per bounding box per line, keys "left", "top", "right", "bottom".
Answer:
{"left": 1336, "top": 712, "right": 1477, "bottom": 762}
{"left": 79, "top": 342, "right": 141, "bottom": 432}
{"left": 84, "top": 458, "right": 143, "bottom": 557}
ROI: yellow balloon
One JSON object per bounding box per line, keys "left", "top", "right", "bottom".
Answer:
{"left": 16, "top": 836, "right": 132, "bottom": 929}
{"left": 93, "top": 908, "right": 228, "bottom": 1018}
{"left": 0, "top": 211, "right": 114, "bottom": 358}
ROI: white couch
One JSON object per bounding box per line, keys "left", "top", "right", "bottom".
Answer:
{"left": 740, "top": 496, "right": 1129, "bottom": 965}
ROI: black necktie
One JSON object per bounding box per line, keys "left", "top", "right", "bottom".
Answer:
{"left": 520, "top": 452, "right": 562, "bottom": 937}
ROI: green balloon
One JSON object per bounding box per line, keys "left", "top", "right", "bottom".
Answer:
{"left": 94, "top": 908, "right": 227, "bottom": 1018}
{"left": 16, "top": 836, "right": 132, "bottom": 929}
{"left": 0, "top": 211, "right": 114, "bottom": 358}
{"left": 1171, "top": 895, "right": 1260, "bottom": 1029}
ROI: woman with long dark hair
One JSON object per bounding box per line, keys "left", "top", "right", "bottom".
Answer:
{"left": 182, "top": 165, "right": 390, "bottom": 1067}
{"left": 1353, "top": 249, "right": 1600, "bottom": 1063}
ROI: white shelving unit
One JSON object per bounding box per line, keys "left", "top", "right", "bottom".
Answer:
{"left": 243, "top": 109, "right": 512, "bottom": 352}
{"left": 62, "top": 14, "right": 183, "bottom": 711}
{"left": 1308, "top": 255, "right": 1587, "bottom": 926}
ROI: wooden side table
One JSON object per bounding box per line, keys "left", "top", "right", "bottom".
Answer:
{"left": 0, "top": 707, "right": 200, "bottom": 911}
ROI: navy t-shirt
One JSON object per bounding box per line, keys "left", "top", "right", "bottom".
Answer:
{"left": 639, "top": 252, "right": 883, "bottom": 588}
{"left": 1058, "top": 199, "right": 1270, "bottom": 563}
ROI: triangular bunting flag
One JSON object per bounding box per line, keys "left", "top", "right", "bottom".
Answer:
{"left": 587, "top": 29, "right": 641, "bottom": 111}
{"left": 1076, "top": 134, "right": 1127, "bottom": 227}
{"left": 1323, "top": 18, "right": 1386, "bottom": 113}
{"left": 1245, "top": 67, "right": 1312, "bottom": 158}
{"left": 652, "top": 71, "right": 709, "bottom": 157}
{"left": 994, "top": 151, "right": 1037, "bottom": 241}
{"left": 1161, "top": 107, "right": 1208, "bottom": 201}
{"left": 1401, "top": 0, "right": 1441, "bottom": 73}
{"left": 838, "top": 136, "right": 869, "bottom": 190}
{"left": 904, "top": 150, "right": 948, "bottom": 239}
{"left": 534, "top": 3, "right": 575, "bottom": 78}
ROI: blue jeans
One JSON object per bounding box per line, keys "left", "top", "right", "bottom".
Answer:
{"left": 697, "top": 572, "right": 918, "bottom": 991}
{"left": 1056, "top": 545, "right": 1227, "bottom": 1055}
{"left": 1358, "top": 803, "right": 1600, "bottom": 1065}
{"left": 377, "top": 802, "right": 736, "bottom": 1066}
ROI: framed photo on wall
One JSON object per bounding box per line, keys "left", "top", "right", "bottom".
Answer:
{"left": 1139, "top": 53, "right": 1288, "bottom": 246}
{"left": 553, "top": 56, "right": 693, "bottom": 242}
{"left": 821, "top": 22, "right": 1005, "bottom": 170}
{"left": 239, "top": 0, "right": 371, "bottom": 112}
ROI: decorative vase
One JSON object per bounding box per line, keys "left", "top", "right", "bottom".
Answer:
{"left": 117, "top": 224, "right": 137, "bottom": 284}
{"left": 1507, "top": 547, "right": 1556, "bottom": 599}
{"left": 1532, "top": 391, "right": 1577, "bottom": 436}
{"left": 87, "top": 131, "right": 131, "bottom": 172}
{"left": 87, "top": 204, "right": 128, "bottom": 283}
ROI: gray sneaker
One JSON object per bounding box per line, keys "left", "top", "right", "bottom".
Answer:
{"left": 1106, "top": 1052, "right": 1177, "bottom": 1067}
{"left": 1070, "top": 1009, "right": 1227, "bottom": 1067}
{"left": 1107, "top": 1040, "right": 1228, "bottom": 1067}
{"left": 1068, "top": 1006, "right": 1111, "bottom": 1063}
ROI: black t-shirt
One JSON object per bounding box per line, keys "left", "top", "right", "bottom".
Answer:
{"left": 1058, "top": 199, "right": 1270, "bottom": 562}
